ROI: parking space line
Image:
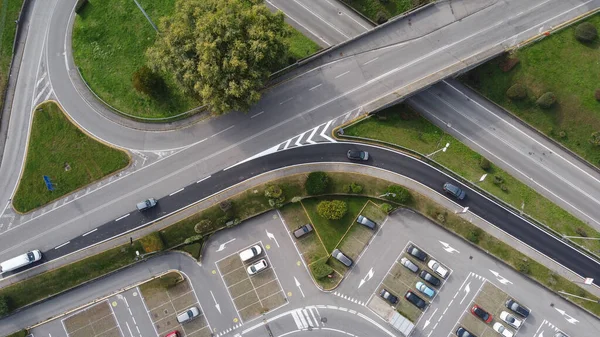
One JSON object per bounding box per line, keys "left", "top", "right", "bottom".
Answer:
{"left": 214, "top": 262, "right": 245, "bottom": 324}
{"left": 136, "top": 286, "right": 160, "bottom": 337}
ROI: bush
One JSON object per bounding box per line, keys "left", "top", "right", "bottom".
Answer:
{"left": 350, "top": 183, "right": 363, "bottom": 193}
{"left": 479, "top": 157, "right": 491, "bottom": 171}
{"left": 381, "top": 203, "right": 393, "bottom": 214}
{"left": 517, "top": 258, "right": 531, "bottom": 274}
{"left": 536, "top": 92, "right": 556, "bottom": 109}
{"left": 506, "top": 83, "right": 527, "bottom": 100}
{"left": 575, "top": 22, "right": 598, "bottom": 42}
{"left": 0, "top": 295, "right": 10, "bottom": 316}
{"left": 375, "top": 11, "right": 388, "bottom": 24}
{"left": 500, "top": 184, "right": 508, "bottom": 192}
{"left": 306, "top": 172, "right": 330, "bottom": 195}
{"left": 558, "top": 131, "right": 567, "bottom": 139}
{"left": 194, "top": 219, "right": 214, "bottom": 234}
{"left": 139, "top": 232, "right": 165, "bottom": 253}
{"left": 436, "top": 213, "right": 446, "bottom": 223}
{"left": 264, "top": 185, "right": 283, "bottom": 198}
{"left": 310, "top": 260, "right": 333, "bottom": 279}
{"left": 268, "top": 197, "right": 285, "bottom": 208}
{"left": 132, "top": 65, "right": 165, "bottom": 97}
{"left": 342, "top": 184, "right": 351, "bottom": 193}
{"left": 219, "top": 200, "right": 232, "bottom": 213}
{"left": 184, "top": 235, "right": 203, "bottom": 245}
{"left": 317, "top": 200, "right": 348, "bottom": 220}
{"left": 467, "top": 228, "right": 483, "bottom": 244}
{"left": 575, "top": 227, "right": 588, "bottom": 237}
{"left": 385, "top": 185, "right": 412, "bottom": 204}
{"left": 589, "top": 131, "right": 600, "bottom": 146}
{"left": 493, "top": 175, "right": 504, "bottom": 185}
{"left": 595, "top": 88, "right": 600, "bottom": 101}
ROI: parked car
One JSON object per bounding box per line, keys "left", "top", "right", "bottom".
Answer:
{"left": 379, "top": 289, "right": 398, "bottom": 305}
{"left": 427, "top": 259, "right": 449, "bottom": 279}
{"left": 400, "top": 257, "right": 419, "bottom": 273}
{"left": 136, "top": 198, "right": 157, "bottom": 211}
{"left": 165, "top": 331, "right": 180, "bottom": 337}
{"left": 456, "top": 327, "right": 477, "bottom": 337}
{"left": 471, "top": 304, "right": 493, "bottom": 323}
{"left": 493, "top": 323, "right": 514, "bottom": 337}
{"left": 505, "top": 299, "right": 530, "bottom": 318}
{"left": 347, "top": 150, "right": 369, "bottom": 161}
{"left": 239, "top": 245, "right": 262, "bottom": 262}
{"left": 415, "top": 281, "right": 436, "bottom": 298}
{"left": 247, "top": 259, "right": 268, "bottom": 275}
{"left": 405, "top": 291, "right": 427, "bottom": 309}
{"left": 356, "top": 215, "right": 376, "bottom": 229}
{"left": 176, "top": 306, "right": 200, "bottom": 324}
{"left": 332, "top": 249, "right": 353, "bottom": 267}
{"left": 500, "top": 311, "right": 522, "bottom": 329}
{"left": 406, "top": 244, "right": 428, "bottom": 261}
{"left": 293, "top": 224, "right": 313, "bottom": 238}
{"left": 443, "top": 182, "right": 466, "bottom": 200}
{"left": 419, "top": 270, "right": 441, "bottom": 287}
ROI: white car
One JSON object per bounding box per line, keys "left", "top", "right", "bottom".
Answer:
{"left": 427, "top": 259, "right": 449, "bottom": 279}
{"left": 500, "top": 311, "right": 522, "bottom": 329}
{"left": 247, "top": 259, "right": 268, "bottom": 275}
{"left": 176, "top": 306, "right": 199, "bottom": 324}
{"left": 239, "top": 245, "right": 262, "bottom": 262}
{"left": 493, "top": 322, "right": 514, "bottom": 337}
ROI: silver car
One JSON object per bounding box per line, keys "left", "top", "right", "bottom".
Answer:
{"left": 177, "top": 306, "right": 199, "bottom": 324}
{"left": 332, "top": 249, "right": 353, "bottom": 267}
{"left": 356, "top": 215, "right": 376, "bottom": 229}
{"left": 400, "top": 257, "right": 419, "bottom": 273}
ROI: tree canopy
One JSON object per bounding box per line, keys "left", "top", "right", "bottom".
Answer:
{"left": 147, "top": 0, "right": 288, "bottom": 114}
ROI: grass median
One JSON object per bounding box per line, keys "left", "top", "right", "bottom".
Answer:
{"left": 342, "top": 104, "right": 600, "bottom": 253}
{"left": 0, "top": 0, "right": 24, "bottom": 116}
{"left": 12, "top": 102, "right": 130, "bottom": 213}
{"left": 72, "top": 0, "right": 320, "bottom": 119}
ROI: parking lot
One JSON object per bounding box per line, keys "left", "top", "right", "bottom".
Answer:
{"left": 61, "top": 301, "right": 120, "bottom": 337}
{"left": 215, "top": 242, "right": 287, "bottom": 322}
{"left": 367, "top": 241, "right": 452, "bottom": 323}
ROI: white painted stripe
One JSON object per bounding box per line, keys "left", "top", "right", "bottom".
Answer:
{"left": 306, "top": 127, "right": 318, "bottom": 144}
{"left": 363, "top": 57, "right": 379, "bottom": 65}
{"left": 291, "top": 310, "right": 303, "bottom": 329}
{"left": 335, "top": 71, "right": 350, "bottom": 79}
{"left": 54, "top": 241, "right": 70, "bottom": 249}
{"left": 82, "top": 228, "right": 97, "bottom": 237}
{"left": 250, "top": 111, "right": 264, "bottom": 119}
{"left": 302, "top": 309, "right": 313, "bottom": 327}
{"left": 280, "top": 97, "right": 294, "bottom": 105}
{"left": 309, "top": 84, "right": 322, "bottom": 91}
{"left": 297, "top": 309, "right": 308, "bottom": 328}
{"left": 115, "top": 214, "right": 130, "bottom": 222}
{"left": 197, "top": 175, "right": 211, "bottom": 183}
{"left": 283, "top": 138, "right": 292, "bottom": 150}
{"left": 169, "top": 188, "right": 184, "bottom": 196}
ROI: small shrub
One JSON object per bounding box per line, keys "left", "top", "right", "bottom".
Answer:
{"left": 184, "top": 235, "right": 203, "bottom": 245}
{"left": 500, "top": 184, "right": 508, "bottom": 192}
{"left": 291, "top": 196, "right": 303, "bottom": 203}
{"left": 375, "top": 11, "right": 388, "bottom": 24}
{"left": 264, "top": 185, "right": 283, "bottom": 198}
{"left": 536, "top": 92, "right": 556, "bottom": 109}
{"left": 350, "top": 182, "right": 363, "bottom": 193}
{"left": 547, "top": 272, "right": 558, "bottom": 286}
{"left": 467, "top": 228, "right": 483, "bottom": 243}
{"left": 317, "top": 200, "right": 348, "bottom": 220}
{"left": 493, "top": 175, "right": 504, "bottom": 185}
{"left": 506, "top": 83, "right": 527, "bottom": 100}
{"left": 0, "top": 295, "right": 10, "bottom": 316}
{"left": 158, "top": 273, "right": 182, "bottom": 289}
{"left": 268, "top": 197, "right": 285, "bottom": 208}
{"left": 306, "top": 172, "right": 330, "bottom": 195}
{"left": 558, "top": 131, "right": 567, "bottom": 139}
{"left": 194, "top": 219, "right": 214, "bottom": 234}
{"left": 589, "top": 131, "right": 600, "bottom": 146}
{"left": 516, "top": 258, "right": 531, "bottom": 274}
{"left": 381, "top": 203, "right": 393, "bottom": 214}
{"left": 139, "top": 232, "right": 165, "bottom": 253}
{"left": 216, "top": 216, "right": 231, "bottom": 227}
{"left": 595, "top": 88, "right": 600, "bottom": 101}
{"left": 479, "top": 157, "right": 491, "bottom": 171}
{"left": 575, "top": 227, "right": 588, "bottom": 237}
{"left": 436, "top": 213, "right": 446, "bottom": 223}
{"left": 310, "top": 260, "right": 333, "bottom": 279}
{"left": 132, "top": 65, "right": 165, "bottom": 97}
{"left": 385, "top": 185, "right": 412, "bottom": 204}
{"left": 575, "top": 22, "right": 598, "bottom": 42}
{"left": 342, "top": 184, "right": 351, "bottom": 193}
{"left": 219, "top": 200, "right": 232, "bottom": 213}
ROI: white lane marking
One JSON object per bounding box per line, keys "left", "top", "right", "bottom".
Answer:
{"left": 54, "top": 241, "right": 70, "bottom": 249}
{"left": 197, "top": 175, "right": 211, "bottom": 183}
{"left": 115, "top": 214, "right": 130, "bottom": 222}
{"left": 335, "top": 71, "right": 350, "bottom": 79}
{"left": 216, "top": 238, "right": 236, "bottom": 252}
{"left": 309, "top": 83, "right": 322, "bottom": 91}
{"left": 36, "top": 73, "right": 47, "bottom": 87}
{"left": 323, "top": 0, "right": 371, "bottom": 30}
{"left": 264, "top": 0, "right": 330, "bottom": 46}
{"left": 292, "top": 0, "right": 350, "bottom": 38}
{"left": 306, "top": 127, "right": 318, "bottom": 144}
{"left": 34, "top": 81, "right": 50, "bottom": 104}
{"left": 280, "top": 97, "right": 294, "bottom": 105}
{"left": 320, "top": 120, "right": 337, "bottom": 143}
{"left": 210, "top": 125, "right": 235, "bottom": 138}
{"left": 363, "top": 57, "right": 379, "bottom": 65}
{"left": 169, "top": 188, "right": 184, "bottom": 196}
{"left": 250, "top": 111, "right": 264, "bottom": 119}
{"left": 82, "top": 228, "right": 97, "bottom": 237}
{"left": 294, "top": 132, "right": 306, "bottom": 147}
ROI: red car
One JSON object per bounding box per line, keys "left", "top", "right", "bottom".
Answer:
{"left": 165, "top": 331, "right": 180, "bottom": 337}
{"left": 471, "top": 304, "right": 492, "bottom": 323}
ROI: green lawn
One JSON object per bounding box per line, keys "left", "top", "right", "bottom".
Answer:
{"left": 72, "top": 0, "right": 320, "bottom": 119}
{"left": 301, "top": 196, "right": 370, "bottom": 252}
{"left": 12, "top": 102, "right": 130, "bottom": 213}
{"left": 343, "top": 104, "right": 600, "bottom": 253}
{"left": 342, "top": 0, "right": 431, "bottom": 23}
{"left": 462, "top": 14, "right": 600, "bottom": 167}
{"left": 0, "top": 0, "right": 24, "bottom": 116}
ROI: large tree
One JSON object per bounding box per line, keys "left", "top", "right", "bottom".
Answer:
{"left": 147, "top": 0, "right": 288, "bottom": 114}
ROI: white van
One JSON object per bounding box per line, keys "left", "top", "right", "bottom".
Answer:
{"left": 0, "top": 250, "right": 42, "bottom": 274}
{"left": 239, "top": 245, "right": 262, "bottom": 262}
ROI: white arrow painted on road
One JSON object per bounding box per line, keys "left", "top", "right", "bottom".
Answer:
{"left": 266, "top": 229, "right": 280, "bottom": 248}
{"left": 210, "top": 291, "right": 221, "bottom": 314}
{"left": 489, "top": 270, "right": 513, "bottom": 285}
{"left": 423, "top": 308, "right": 438, "bottom": 329}
{"left": 439, "top": 241, "right": 460, "bottom": 254}
{"left": 460, "top": 282, "right": 471, "bottom": 305}
{"left": 294, "top": 276, "right": 305, "bottom": 298}
{"left": 555, "top": 308, "right": 579, "bottom": 324}
{"left": 358, "top": 268, "right": 374, "bottom": 288}
{"left": 216, "top": 238, "right": 236, "bottom": 252}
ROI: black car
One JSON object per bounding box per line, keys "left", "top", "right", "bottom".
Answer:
{"left": 406, "top": 244, "right": 428, "bottom": 261}
{"left": 505, "top": 299, "right": 530, "bottom": 318}
{"left": 443, "top": 182, "right": 466, "bottom": 200}
{"left": 347, "top": 150, "right": 369, "bottom": 161}
{"left": 405, "top": 291, "right": 427, "bottom": 309}
{"left": 419, "top": 270, "right": 441, "bottom": 287}
{"left": 379, "top": 289, "right": 398, "bottom": 305}
{"left": 332, "top": 249, "right": 353, "bottom": 267}
{"left": 456, "top": 327, "right": 476, "bottom": 337}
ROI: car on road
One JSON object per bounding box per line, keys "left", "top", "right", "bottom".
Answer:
{"left": 379, "top": 289, "right": 398, "bottom": 305}
{"left": 400, "top": 257, "right": 419, "bottom": 273}
{"left": 456, "top": 327, "right": 477, "bottom": 337}
{"left": 493, "top": 322, "right": 514, "bottom": 337}
{"left": 427, "top": 259, "right": 449, "bottom": 279}
{"left": 500, "top": 311, "right": 522, "bottom": 329}
{"left": 505, "top": 299, "right": 530, "bottom": 318}
{"left": 0, "top": 250, "right": 42, "bottom": 274}
{"left": 471, "top": 304, "right": 493, "bottom": 323}
{"left": 443, "top": 182, "right": 466, "bottom": 200}
{"left": 356, "top": 215, "right": 376, "bottom": 229}
{"left": 293, "top": 224, "right": 313, "bottom": 238}
{"left": 136, "top": 198, "right": 157, "bottom": 211}
{"left": 165, "top": 331, "right": 180, "bottom": 337}
{"left": 176, "top": 306, "right": 200, "bottom": 324}
{"left": 405, "top": 291, "right": 427, "bottom": 309}
{"left": 406, "top": 244, "right": 428, "bottom": 261}
{"left": 239, "top": 245, "right": 262, "bottom": 262}
{"left": 419, "top": 270, "right": 441, "bottom": 287}
{"left": 247, "top": 259, "right": 268, "bottom": 275}
{"left": 415, "top": 281, "right": 436, "bottom": 298}
{"left": 332, "top": 249, "right": 353, "bottom": 267}
{"left": 347, "top": 150, "right": 369, "bottom": 161}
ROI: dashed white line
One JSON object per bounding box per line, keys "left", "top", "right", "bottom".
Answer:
{"left": 82, "top": 228, "right": 97, "bottom": 237}
{"left": 197, "top": 175, "right": 211, "bottom": 183}
{"left": 54, "top": 241, "right": 70, "bottom": 249}
{"left": 335, "top": 71, "right": 350, "bottom": 79}
{"left": 250, "top": 111, "right": 264, "bottom": 118}
{"left": 280, "top": 97, "right": 294, "bottom": 105}
{"left": 169, "top": 188, "right": 184, "bottom": 196}
{"left": 115, "top": 214, "right": 130, "bottom": 221}
{"left": 363, "top": 57, "right": 379, "bottom": 65}
{"left": 309, "top": 84, "right": 322, "bottom": 91}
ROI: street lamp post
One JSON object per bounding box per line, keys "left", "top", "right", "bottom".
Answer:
{"left": 379, "top": 192, "right": 396, "bottom": 198}
{"left": 426, "top": 143, "right": 450, "bottom": 158}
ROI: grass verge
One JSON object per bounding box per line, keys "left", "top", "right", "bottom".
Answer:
{"left": 462, "top": 14, "right": 600, "bottom": 167}
{"left": 12, "top": 102, "right": 130, "bottom": 213}
{"left": 72, "top": 0, "right": 321, "bottom": 119}
{"left": 0, "top": 0, "right": 24, "bottom": 115}
{"left": 6, "top": 330, "right": 27, "bottom": 337}
{"left": 342, "top": 0, "right": 431, "bottom": 23}
{"left": 343, "top": 104, "right": 600, "bottom": 253}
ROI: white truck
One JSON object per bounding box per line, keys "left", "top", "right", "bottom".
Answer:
{"left": 0, "top": 250, "right": 42, "bottom": 274}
